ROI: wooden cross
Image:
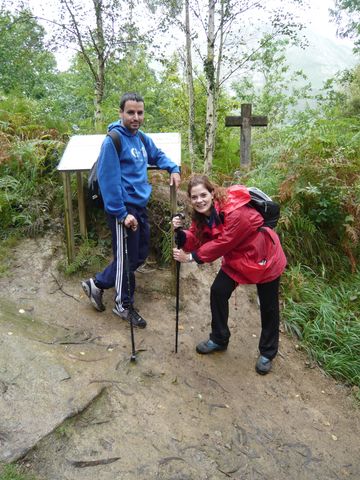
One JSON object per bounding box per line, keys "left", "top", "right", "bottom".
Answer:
{"left": 225, "top": 103, "right": 268, "bottom": 166}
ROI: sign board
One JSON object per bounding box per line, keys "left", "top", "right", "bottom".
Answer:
{"left": 57, "top": 132, "right": 181, "bottom": 172}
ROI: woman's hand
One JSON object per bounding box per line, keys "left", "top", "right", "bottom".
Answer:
{"left": 173, "top": 248, "right": 192, "bottom": 263}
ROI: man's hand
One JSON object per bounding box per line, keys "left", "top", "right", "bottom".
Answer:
{"left": 124, "top": 214, "right": 138, "bottom": 231}
{"left": 170, "top": 172, "right": 181, "bottom": 190}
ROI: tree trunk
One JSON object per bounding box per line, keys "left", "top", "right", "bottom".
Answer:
{"left": 93, "top": 0, "right": 106, "bottom": 127}
{"left": 94, "top": 76, "right": 104, "bottom": 127}
{"left": 203, "top": 0, "right": 216, "bottom": 175}
{"left": 185, "top": 0, "right": 196, "bottom": 172}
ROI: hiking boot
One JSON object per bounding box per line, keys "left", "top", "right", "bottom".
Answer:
{"left": 81, "top": 278, "right": 105, "bottom": 311}
{"left": 112, "top": 305, "right": 147, "bottom": 329}
{"left": 255, "top": 355, "right": 272, "bottom": 375}
{"left": 196, "top": 339, "right": 227, "bottom": 354}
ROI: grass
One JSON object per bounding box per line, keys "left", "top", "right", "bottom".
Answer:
{"left": 0, "top": 465, "right": 37, "bottom": 480}
{"left": 282, "top": 265, "right": 360, "bottom": 400}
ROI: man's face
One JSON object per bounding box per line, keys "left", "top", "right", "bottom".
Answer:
{"left": 120, "top": 100, "right": 144, "bottom": 133}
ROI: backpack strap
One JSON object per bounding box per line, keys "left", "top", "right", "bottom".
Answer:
{"left": 107, "top": 130, "right": 146, "bottom": 156}
{"left": 107, "top": 130, "right": 122, "bottom": 154}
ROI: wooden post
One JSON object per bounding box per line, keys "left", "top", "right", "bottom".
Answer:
{"left": 62, "top": 172, "right": 75, "bottom": 263}
{"left": 241, "top": 104, "right": 251, "bottom": 166}
{"left": 225, "top": 103, "right": 268, "bottom": 167}
{"left": 76, "top": 171, "right": 87, "bottom": 238}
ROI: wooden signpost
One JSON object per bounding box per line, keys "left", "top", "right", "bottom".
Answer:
{"left": 225, "top": 103, "right": 268, "bottom": 166}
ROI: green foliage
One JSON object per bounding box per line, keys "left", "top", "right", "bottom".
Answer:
{"left": 231, "top": 36, "right": 312, "bottom": 126}
{"left": 278, "top": 113, "right": 360, "bottom": 270}
{"left": 331, "top": 0, "right": 360, "bottom": 52}
{"left": 60, "top": 239, "right": 109, "bottom": 275}
{"left": 0, "top": 92, "right": 66, "bottom": 238}
{"left": 282, "top": 265, "right": 360, "bottom": 396}
{"left": 0, "top": 464, "right": 37, "bottom": 480}
{"left": 319, "top": 66, "right": 360, "bottom": 116}
{"left": 148, "top": 185, "right": 175, "bottom": 265}
{"left": 0, "top": 9, "right": 57, "bottom": 98}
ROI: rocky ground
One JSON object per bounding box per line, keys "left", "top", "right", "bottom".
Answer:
{"left": 0, "top": 234, "right": 359, "bottom": 479}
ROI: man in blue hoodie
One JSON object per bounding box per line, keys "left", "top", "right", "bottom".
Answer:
{"left": 82, "top": 92, "right": 181, "bottom": 328}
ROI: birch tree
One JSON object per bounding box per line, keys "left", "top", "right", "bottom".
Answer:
{"left": 185, "top": 0, "right": 196, "bottom": 170}
{"left": 187, "top": 0, "right": 306, "bottom": 173}
{"left": 331, "top": 0, "right": 360, "bottom": 51}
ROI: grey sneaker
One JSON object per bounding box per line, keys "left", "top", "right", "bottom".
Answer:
{"left": 112, "top": 305, "right": 129, "bottom": 320}
{"left": 81, "top": 278, "right": 105, "bottom": 312}
{"left": 113, "top": 306, "right": 147, "bottom": 329}
{"left": 255, "top": 355, "right": 272, "bottom": 375}
{"left": 196, "top": 339, "right": 227, "bottom": 354}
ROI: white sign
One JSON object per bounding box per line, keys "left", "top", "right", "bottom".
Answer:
{"left": 57, "top": 132, "right": 181, "bottom": 172}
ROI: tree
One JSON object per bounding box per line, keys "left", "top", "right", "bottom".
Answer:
{"left": 232, "top": 37, "right": 312, "bottom": 125}
{"left": 24, "top": 0, "right": 156, "bottom": 127}
{"left": 331, "top": 0, "right": 360, "bottom": 52}
{"left": 185, "top": 0, "right": 196, "bottom": 170}
{"left": 183, "top": 0, "right": 306, "bottom": 174}
{"left": 0, "top": 9, "right": 57, "bottom": 97}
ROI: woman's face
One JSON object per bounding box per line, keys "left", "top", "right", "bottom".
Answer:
{"left": 189, "top": 184, "right": 214, "bottom": 217}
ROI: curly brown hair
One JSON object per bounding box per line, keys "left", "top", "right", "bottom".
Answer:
{"left": 187, "top": 175, "right": 228, "bottom": 239}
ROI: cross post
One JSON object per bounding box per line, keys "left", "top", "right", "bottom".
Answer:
{"left": 225, "top": 103, "right": 268, "bottom": 167}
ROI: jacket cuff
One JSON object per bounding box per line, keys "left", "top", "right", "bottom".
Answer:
{"left": 117, "top": 212, "right": 128, "bottom": 223}
{"left": 175, "top": 229, "right": 186, "bottom": 248}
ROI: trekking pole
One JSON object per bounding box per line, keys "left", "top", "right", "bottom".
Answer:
{"left": 173, "top": 213, "right": 185, "bottom": 354}
{"left": 175, "top": 249, "right": 180, "bottom": 354}
{"left": 123, "top": 227, "right": 136, "bottom": 363}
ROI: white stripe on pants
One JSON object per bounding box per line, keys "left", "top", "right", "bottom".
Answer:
{"left": 114, "top": 220, "right": 125, "bottom": 310}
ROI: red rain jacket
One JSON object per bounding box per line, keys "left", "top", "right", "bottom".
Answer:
{"left": 182, "top": 185, "right": 287, "bottom": 284}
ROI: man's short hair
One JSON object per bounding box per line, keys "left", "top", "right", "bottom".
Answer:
{"left": 120, "top": 93, "right": 144, "bottom": 111}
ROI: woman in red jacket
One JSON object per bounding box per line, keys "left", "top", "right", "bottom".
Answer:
{"left": 172, "top": 175, "right": 287, "bottom": 375}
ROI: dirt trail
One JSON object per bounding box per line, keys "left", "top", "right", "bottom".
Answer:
{"left": 0, "top": 235, "right": 359, "bottom": 479}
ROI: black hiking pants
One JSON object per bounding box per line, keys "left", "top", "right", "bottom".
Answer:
{"left": 209, "top": 269, "right": 280, "bottom": 360}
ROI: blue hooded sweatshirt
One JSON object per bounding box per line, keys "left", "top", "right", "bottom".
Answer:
{"left": 97, "top": 121, "right": 180, "bottom": 221}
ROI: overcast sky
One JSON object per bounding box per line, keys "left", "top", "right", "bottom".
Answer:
{"left": 25, "top": 0, "right": 354, "bottom": 71}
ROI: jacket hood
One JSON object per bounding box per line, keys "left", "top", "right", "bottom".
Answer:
{"left": 107, "top": 120, "right": 141, "bottom": 138}
{"left": 218, "top": 185, "right": 251, "bottom": 215}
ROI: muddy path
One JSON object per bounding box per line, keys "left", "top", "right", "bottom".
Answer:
{"left": 0, "top": 235, "right": 359, "bottom": 479}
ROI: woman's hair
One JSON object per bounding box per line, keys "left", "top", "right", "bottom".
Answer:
{"left": 187, "top": 175, "right": 227, "bottom": 237}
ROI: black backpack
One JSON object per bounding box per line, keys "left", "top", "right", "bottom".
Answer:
{"left": 88, "top": 130, "right": 145, "bottom": 209}
{"left": 247, "top": 187, "right": 280, "bottom": 229}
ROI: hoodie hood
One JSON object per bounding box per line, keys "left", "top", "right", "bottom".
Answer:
{"left": 108, "top": 120, "right": 142, "bottom": 138}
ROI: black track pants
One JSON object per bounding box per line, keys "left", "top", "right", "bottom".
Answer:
{"left": 209, "top": 269, "right": 280, "bottom": 360}
{"left": 95, "top": 206, "right": 149, "bottom": 308}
